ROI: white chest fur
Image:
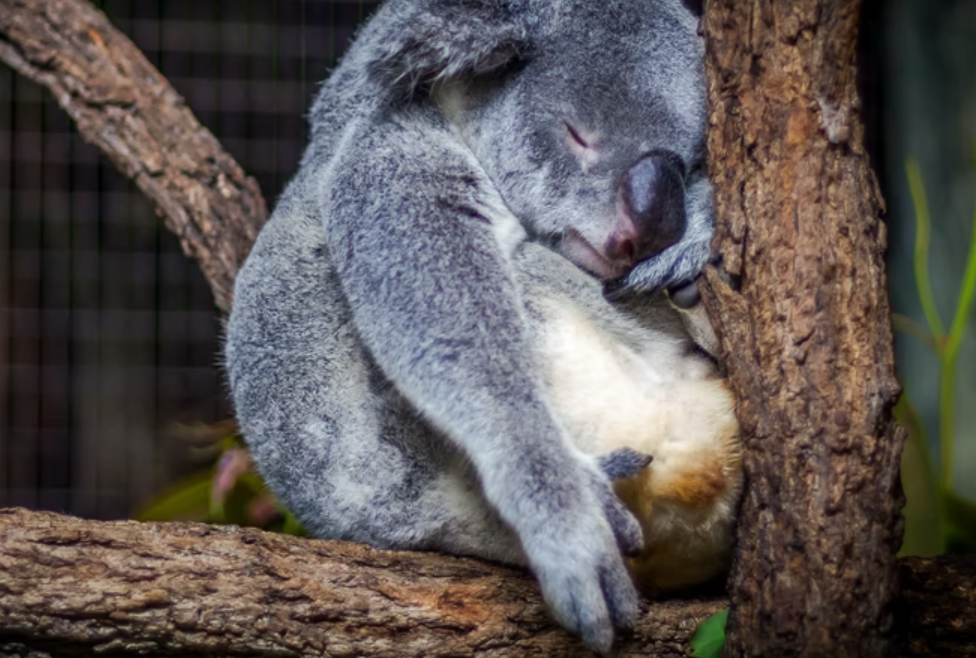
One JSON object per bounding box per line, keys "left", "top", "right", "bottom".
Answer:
{"left": 537, "top": 297, "right": 743, "bottom": 592}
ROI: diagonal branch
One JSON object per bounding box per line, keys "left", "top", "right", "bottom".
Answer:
{"left": 0, "top": 0, "right": 267, "bottom": 313}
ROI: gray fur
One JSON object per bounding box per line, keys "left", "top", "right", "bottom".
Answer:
{"left": 225, "top": 1, "right": 711, "bottom": 653}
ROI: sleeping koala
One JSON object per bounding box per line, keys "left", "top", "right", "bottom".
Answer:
{"left": 225, "top": 0, "right": 720, "bottom": 652}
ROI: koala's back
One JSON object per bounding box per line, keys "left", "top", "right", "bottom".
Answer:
{"left": 226, "top": 149, "right": 529, "bottom": 563}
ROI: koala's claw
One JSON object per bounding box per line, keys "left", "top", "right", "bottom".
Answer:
{"left": 597, "top": 447, "right": 653, "bottom": 481}
{"left": 667, "top": 278, "right": 701, "bottom": 309}
{"left": 524, "top": 460, "right": 643, "bottom": 653}
{"left": 586, "top": 458, "right": 645, "bottom": 555}
{"left": 536, "top": 550, "right": 639, "bottom": 655}
{"left": 601, "top": 485, "right": 645, "bottom": 557}
{"left": 711, "top": 257, "right": 738, "bottom": 290}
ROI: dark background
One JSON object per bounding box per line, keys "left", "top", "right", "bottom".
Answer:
{"left": 1, "top": 1, "right": 973, "bottom": 530}
{"left": 0, "top": 0, "right": 381, "bottom": 518}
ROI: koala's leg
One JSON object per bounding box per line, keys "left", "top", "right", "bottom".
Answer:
{"left": 253, "top": 410, "right": 526, "bottom": 565}
{"left": 226, "top": 205, "right": 523, "bottom": 565}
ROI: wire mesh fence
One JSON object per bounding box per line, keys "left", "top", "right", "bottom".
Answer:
{"left": 0, "top": 0, "right": 380, "bottom": 519}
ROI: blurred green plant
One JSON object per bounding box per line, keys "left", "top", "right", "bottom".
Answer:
{"left": 896, "top": 156, "right": 976, "bottom": 556}
{"left": 690, "top": 608, "right": 728, "bottom": 658}
{"left": 134, "top": 421, "right": 306, "bottom": 536}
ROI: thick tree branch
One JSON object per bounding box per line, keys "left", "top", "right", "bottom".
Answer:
{"left": 0, "top": 0, "right": 267, "bottom": 313}
{"left": 0, "top": 509, "right": 722, "bottom": 657}
{"left": 701, "top": 2, "right": 904, "bottom": 656}
{"left": 0, "top": 509, "right": 974, "bottom": 658}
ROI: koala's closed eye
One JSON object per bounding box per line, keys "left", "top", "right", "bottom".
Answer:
{"left": 565, "top": 121, "right": 590, "bottom": 148}
{"left": 564, "top": 121, "right": 600, "bottom": 165}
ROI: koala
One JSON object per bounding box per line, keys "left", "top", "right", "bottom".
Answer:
{"left": 225, "top": 0, "right": 716, "bottom": 652}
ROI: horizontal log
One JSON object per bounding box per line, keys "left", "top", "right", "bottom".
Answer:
{"left": 0, "top": 509, "right": 972, "bottom": 657}
{"left": 0, "top": 508, "right": 721, "bottom": 657}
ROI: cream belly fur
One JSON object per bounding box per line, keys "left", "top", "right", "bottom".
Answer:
{"left": 538, "top": 300, "right": 742, "bottom": 593}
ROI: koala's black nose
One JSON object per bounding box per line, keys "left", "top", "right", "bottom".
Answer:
{"left": 618, "top": 151, "right": 687, "bottom": 262}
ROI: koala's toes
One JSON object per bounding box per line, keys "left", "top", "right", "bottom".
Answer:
{"left": 569, "top": 557, "right": 638, "bottom": 653}
{"left": 667, "top": 278, "right": 701, "bottom": 309}
{"left": 597, "top": 448, "right": 653, "bottom": 481}
{"left": 600, "top": 488, "right": 644, "bottom": 557}
{"left": 563, "top": 581, "right": 616, "bottom": 655}
{"left": 601, "top": 560, "right": 640, "bottom": 631}
{"left": 576, "top": 599, "right": 616, "bottom": 656}
{"left": 536, "top": 564, "right": 614, "bottom": 655}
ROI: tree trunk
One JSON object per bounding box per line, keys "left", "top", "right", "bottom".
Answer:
{"left": 701, "top": 1, "right": 904, "bottom": 657}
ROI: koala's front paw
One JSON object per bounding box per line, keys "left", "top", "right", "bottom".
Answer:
{"left": 520, "top": 463, "right": 643, "bottom": 655}
{"left": 605, "top": 237, "right": 714, "bottom": 299}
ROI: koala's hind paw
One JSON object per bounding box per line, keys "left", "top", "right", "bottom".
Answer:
{"left": 597, "top": 448, "right": 653, "bottom": 481}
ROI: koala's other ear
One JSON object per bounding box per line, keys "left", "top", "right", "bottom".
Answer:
{"left": 367, "top": 2, "right": 526, "bottom": 99}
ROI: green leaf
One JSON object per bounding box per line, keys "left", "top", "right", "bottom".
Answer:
{"left": 690, "top": 608, "right": 728, "bottom": 658}
{"left": 134, "top": 472, "right": 214, "bottom": 522}
{"left": 905, "top": 160, "right": 945, "bottom": 341}
{"left": 280, "top": 511, "right": 307, "bottom": 537}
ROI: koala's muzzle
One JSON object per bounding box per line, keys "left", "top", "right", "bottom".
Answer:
{"left": 609, "top": 151, "right": 687, "bottom": 265}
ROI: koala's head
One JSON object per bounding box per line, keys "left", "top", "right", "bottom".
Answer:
{"left": 368, "top": 0, "right": 712, "bottom": 294}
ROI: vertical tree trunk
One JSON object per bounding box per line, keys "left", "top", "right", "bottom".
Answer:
{"left": 701, "top": 2, "right": 904, "bottom": 657}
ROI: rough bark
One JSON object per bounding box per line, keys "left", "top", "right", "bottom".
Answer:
{"left": 0, "top": 509, "right": 974, "bottom": 658}
{"left": 0, "top": 0, "right": 267, "bottom": 313}
{"left": 700, "top": 1, "right": 904, "bottom": 657}
{"left": 896, "top": 556, "right": 976, "bottom": 658}
{"left": 0, "top": 509, "right": 721, "bottom": 658}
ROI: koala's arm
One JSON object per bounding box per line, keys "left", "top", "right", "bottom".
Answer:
{"left": 608, "top": 172, "right": 716, "bottom": 297}
{"left": 318, "top": 113, "right": 641, "bottom": 653}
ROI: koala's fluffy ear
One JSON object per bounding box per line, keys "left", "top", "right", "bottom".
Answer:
{"left": 367, "top": 1, "right": 526, "bottom": 99}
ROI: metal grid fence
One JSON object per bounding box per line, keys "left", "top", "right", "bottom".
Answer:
{"left": 0, "top": 0, "right": 380, "bottom": 519}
